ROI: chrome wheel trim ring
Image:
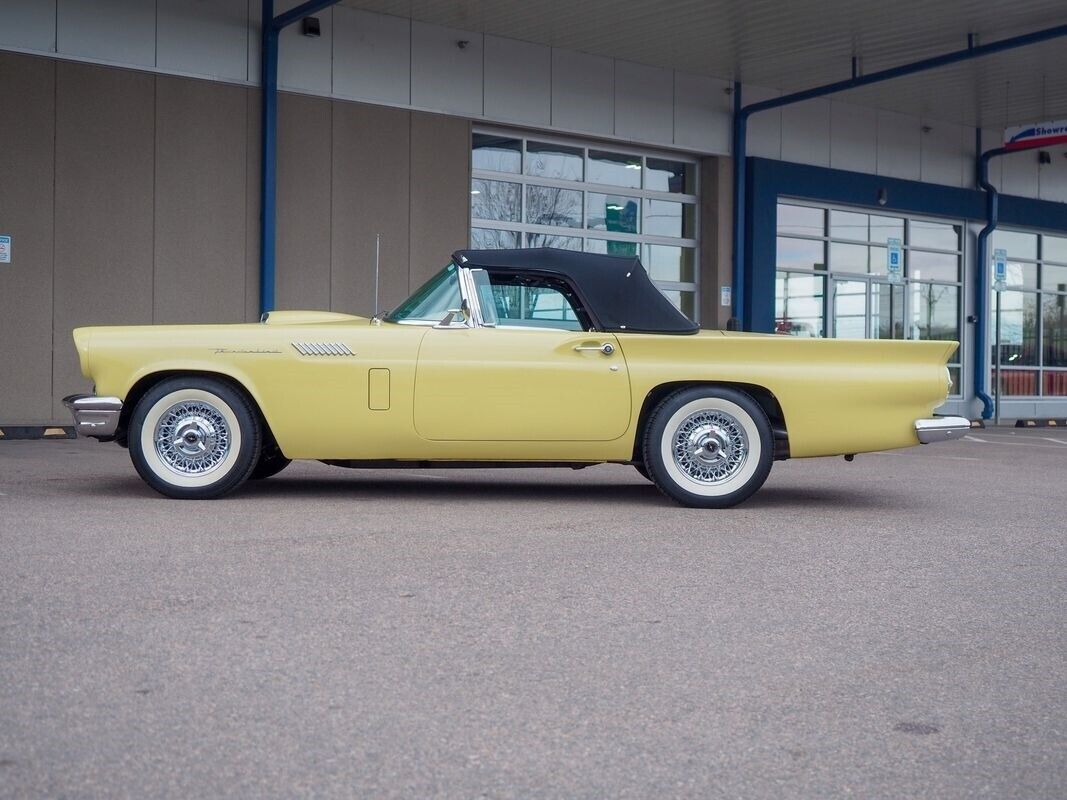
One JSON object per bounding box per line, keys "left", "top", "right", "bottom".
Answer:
{"left": 139, "top": 389, "right": 243, "bottom": 489}
{"left": 659, "top": 398, "right": 762, "bottom": 497}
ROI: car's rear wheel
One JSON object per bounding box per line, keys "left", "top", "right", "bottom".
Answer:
{"left": 642, "top": 386, "right": 773, "bottom": 508}
{"left": 129, "top": 376, "right": 261, "bottom": 499}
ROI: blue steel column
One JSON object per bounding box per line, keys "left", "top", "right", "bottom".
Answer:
{"left": 730, "top": 82, "right": 746, "bottom": 328}
{"left": 260, "top": 0, "right": 279, "bottom": 316}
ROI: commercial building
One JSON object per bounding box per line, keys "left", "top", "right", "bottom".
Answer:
{"left": 1, "top": 1, "right": 1065, "bottom": 426}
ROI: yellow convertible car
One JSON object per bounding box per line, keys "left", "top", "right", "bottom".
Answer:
{"left": 64, "top": 248, "right": 968, "bottom": 507}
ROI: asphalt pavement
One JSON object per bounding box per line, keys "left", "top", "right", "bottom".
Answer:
{"left": 1, "top": 430, "right": 1065, "bottom": 798}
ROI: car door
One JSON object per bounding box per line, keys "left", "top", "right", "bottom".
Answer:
{"left": 413, "top": 325, "right": 630, "bottom": 441}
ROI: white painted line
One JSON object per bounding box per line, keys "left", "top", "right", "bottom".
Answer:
{"left": 1039, "top": 437, "right": 1067, "bottom": 445}
{"left": 963, "top": 435, "right": 989, "bottom": 443}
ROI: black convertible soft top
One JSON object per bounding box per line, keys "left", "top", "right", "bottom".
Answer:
{"left": 452, "top": 248, "right": 698, "bottom": 335}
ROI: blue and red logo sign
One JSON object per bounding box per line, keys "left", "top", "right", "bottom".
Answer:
{"left": 1004, "top": 120, "right": 1067, "bottom": 150}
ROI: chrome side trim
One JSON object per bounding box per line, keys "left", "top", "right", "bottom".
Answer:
{"left": 62, "top": 394, "right": 123, "bottom": 438}
{"left": 914, "top": 416, "right": 971, "bottom": 444}
{"left": 291, "top": 341, "right": 355, "bottom": 356}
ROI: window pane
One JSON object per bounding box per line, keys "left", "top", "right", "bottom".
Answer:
{"left": 471, "top": 227, "right": 520, "bottom": 249}
{"left": 1044, "top": 371, "right": 1067, "bottom": 396}
{"left": 998, "top": 370, "right": 1038, "bottom": 396}
{"left": 645, "top": 245, "right": 695, "bottom": 282}
{"left": 775, "top": 271, "right": 825, "bottom": 337}
{"left": 1005, "top": 260, "right": 1038, "bottom": 288}
{"left": 526, "top": 233, "right": 581, "bottom": 250}
{"left": 829, "top": 210, "right": 868, "bottom": 241}
{"left": 910, "top": 220, "right": 960, "bottom": 251}
{"left": 910, "top": 251, "right": 959, "bottom": 282}
{"left": 645, "top": 158, "right": 694, "bottom": 193}
{"left": 585, "top": 239, "right": 637, "bottom": 257}
{"left": 777, "top": 204, "right": 824, "bottom": 237}
{"left": 525, "top": 141, "right": 583, "bottom": 180}
{"left": 777, "top": 237, "right": 825, "bottom": 270}
{"left": 871, "top": 282, "right": 905, "bottom": 339}
{"left": 470, "top": 178, "right": 520, "bottom": 222}
{"left": 1043, "top": 293, "right": 1067, "bottom": 367}
{"left": 948, "top": 366, "right": 960, "bottom": 395}
{"left": 472, "top": 134, "right": 521, "bottom": 173}
{"left": 643, "top": 199, "right": 695, "bottom": 237}
{"left": 833, "top": 279, "right": 867, "bottom": 338}
{"left": 587, "top": 150, "right": 642, "bottom": 188}
{"left": 525, "top": 185, "right": 582, "bottom": 228}
{"left": 658, "top": 289, "right": 696, "bottom": 320}
{"left": 910, "top": 283, "right": 959, "bottom": 342}
{"left": 587, "top": 194, "right": 639, "bottom": 234}
{"left": 830, "top": 242, "right": 868, "bottom": 273}
{"left": 1044, "top": 235, "right": 1067, "bottom": 264}
{"left": 1044, "top": 264, "right": 1067, "bottom": 292}
{"left": 869, "top": 215, "right": 904, "bottom": 246}
{"left": 992, "top": 290, "right": 1038, "bottom": 366}
{"left": 992, "top": 229, "right": 1037, "bottom": 260}
{"left": 869, "top": 245, "right": 888, "bottom": 276}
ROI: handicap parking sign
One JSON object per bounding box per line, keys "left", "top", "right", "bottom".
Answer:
{"left": 887, "top": 238, "right": 903, "bottom": 283}
{"left": 993, "top": 248, "right": 1007, "bottom": 292}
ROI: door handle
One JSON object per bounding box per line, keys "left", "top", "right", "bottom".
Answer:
{"left": 574, "top": 342, "right": 615, "bottom": 355}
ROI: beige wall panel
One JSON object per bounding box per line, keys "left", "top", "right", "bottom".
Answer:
{"left": 699, "top": 156, "right": 731, "bottom": 330}
{"left": 154, "top": 75, "right": 247, "bottom": 325}
{"left": 0, "top": 53, "right": 55, "bottom": 423}
{"left": 245, "top": 89, "right": 262, "bottom": 322}
{"left": 53, "top": 62, "right": 155, "bottom": 419}
{"left": 409, "top": 112, "right": 471, "bottom": 290}
{"left": 275, "top": 92, "right": 332, "bottom": 311}
{"left": 331, "top": 102, "right": 410, "bottom": 316}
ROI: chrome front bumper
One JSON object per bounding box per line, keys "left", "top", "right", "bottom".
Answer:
{"left": 63, "top": 394, "right": 123, "bottom": 438}
{"left": 914, "top": 416, "right": 971, "bottom": 444}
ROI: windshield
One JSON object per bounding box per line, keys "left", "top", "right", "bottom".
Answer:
{"left": 385, "top": 263, "right": 461, "bottom": 324}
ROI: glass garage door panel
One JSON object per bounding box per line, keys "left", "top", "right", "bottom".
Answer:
{"left": 871, "top": 282, "right": 905, "bottom": 339}
{"left": 832, "top": 280, "right": 868, "bottom": 338}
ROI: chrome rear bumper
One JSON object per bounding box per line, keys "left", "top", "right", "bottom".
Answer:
{"left": 914, "top": 416, "right": 971, "bottom": 444}
{"left": 63, "top": 394, "right": 123, "bottom": 438}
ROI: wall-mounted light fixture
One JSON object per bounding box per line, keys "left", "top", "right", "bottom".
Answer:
{"left": 1038, "top": 151, "right": 1052, "bottom": 165}
{"left": 921, "top": 124, "right": 933, "bottom": 134}
{"left": 456, "top": 40, "right": 470, "bottom": 50}
{"left": 301, "top": 16, "right": 320, "bottom": 37}
{"left": 877, "top": 187, "right": 888, "bottom": 206}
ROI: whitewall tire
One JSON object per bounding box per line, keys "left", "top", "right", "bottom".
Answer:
{"left": 129, "top": 377, "right": 261, "bottom": 499}
{"left": 643, "top": 386, "right": 773, "bottom": 508}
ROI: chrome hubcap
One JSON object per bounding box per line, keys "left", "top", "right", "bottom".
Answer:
{"left": 154, "top": 402, "right": 231, "bottom": 475}
{"left": 672, "top": 410, "right": 748, "bottom": 484}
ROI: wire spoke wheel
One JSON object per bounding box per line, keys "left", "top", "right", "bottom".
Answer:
{"left": 154, "top": 401, "right": 232, "bottom": 476}
{"left": 671, "top": 410, "right": 749, "bottom": 485}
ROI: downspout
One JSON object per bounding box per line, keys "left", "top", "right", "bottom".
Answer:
{"left": 973, "top": 141, "right": 1007, "bottom": 419}
{"left": 259, "top": 0, "right": 342, "bottom": 316}
{"left": 730, "top": 23, "right": 1067, "bottom": 330}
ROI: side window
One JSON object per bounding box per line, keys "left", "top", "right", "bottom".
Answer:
{"left": 487, "top": 273, "right": 590, "bottom": 331}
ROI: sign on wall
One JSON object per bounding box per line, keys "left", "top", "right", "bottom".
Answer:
{"left": 886, "top": 238, "right": 903, "bottom": 283}
{"left": 0, "top": 235, "right": 10, "bottom": 264}
{"left": 993, "top": 248, "right": 1007, "bottom": 292}
{"left": 1003, "top": 120, "right": 1067, "bottom": 150}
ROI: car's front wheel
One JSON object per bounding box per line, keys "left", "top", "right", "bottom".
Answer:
{"left": 129, "top": 376, "right": 261, "bottom": 499}
{"left": 642, "top": 386, "right": 773, "bottom": 508}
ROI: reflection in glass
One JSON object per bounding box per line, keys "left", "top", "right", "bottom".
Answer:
{"left": 525, "top": 141, "right": 583, "bottom": 180}
{"left": 830, "top": 242, "right": 868, "bottom": 273}
{"left": 587, "top": 150, "right": 641, "bottom": 188}
{"left": 871, "top": 282, "right": 905, "bottom": 339}
{"left": 991, "top": 290, "right": 1037, "bottom": 366}
{"left": 775, "top": 271, "right": 825, "bottom": 337}
{"left": 471, "top": 227, "right": 520, "bottom": 249}
{"left": 526, "top": 233, "right": 581, "bottom": 250}
{"left": 777, "top": 237, "right": 825, "bottom": 270}
{"left": 777, "top": 204, "right": 824, "bottom": 237}
{"left": 909, "top": 250, "right": 960, "bottom": 282}
{"left": 1043, "top": 293, "right": 1067, "bottom": 367}
{"left": 1004, "top": 260, "right": 1038, "bottom": 288}
{"left": 525, "top": 185, "right": 582, "bottom": 228}
{"left": 645, "top": 245, "right": 695, "bottom": 282}
{"left": 1042, "top": 264, "right": 1067, "bottom": 292}
{"left": 991, "top": 229, "right": 1037, "bottom": 260}
{"left": 911, "top": 283, "right": 959, "bottom": 342}
{"left": 472, "top": 134, "right": 522, "bottom": 173}
{"left": 829, "top": 210, "right": 868, "bottom": 242}
{"left": 1044, "top": 235, "right": 1067, "bottom": 264}
{"left": 645, "top": 159, "right": 694, "bottom": 193}
{"left": 909, "top": 220, "right": 959, "bottom": 251}
{"left": 869, "top": 215, "right": 904, "bottom": 245}
{"left": 587, "top": 194, "right": 639, "bottom": 233}
{"left": 659, "top": 289, "right": 696, "bottom": 320}
{"left": 998, "top": 370, "right": 1038, "bottom": 396}
{"left": 948, "top": 366, "right": 960, "bottom": 395}
{"left": 471, "top": 178, "right": 520, "bottom": 222}
{"left": 1044, "top": 371, "right": 1067, "bottom": 396}
{"left": 585, "top": 239, "right": 637, "bottom": 257}
{"left": 644, "top": 199, "right": 695, "bottom": 237}
{"left": 833, "top": 280, "right": 867, "bottom": 338}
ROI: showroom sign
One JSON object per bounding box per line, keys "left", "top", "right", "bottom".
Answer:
{"left": 1003, "top": 119, "right": 1067, "bottom": 150}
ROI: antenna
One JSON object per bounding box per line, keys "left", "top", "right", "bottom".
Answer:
{"left": 374, "top": 234, "right": 381, "bottom": 318}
